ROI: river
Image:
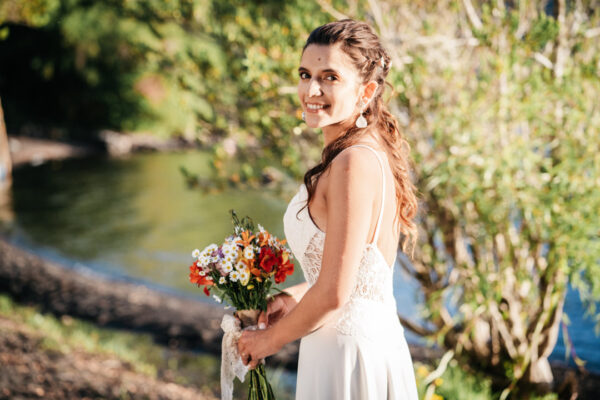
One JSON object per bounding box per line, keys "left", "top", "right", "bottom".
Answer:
{"left": 0, "top": 150, "right": 598, "bottom": 374}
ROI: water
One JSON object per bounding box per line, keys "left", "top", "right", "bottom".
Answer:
{"left": 1, "top": 150, "right": 598, "bottom": 374}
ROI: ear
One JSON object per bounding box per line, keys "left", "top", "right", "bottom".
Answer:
{"left": 360, "top": 80, "right": 379, "bottom": 106}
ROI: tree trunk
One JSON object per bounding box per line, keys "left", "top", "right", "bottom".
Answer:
{"left": 0, "top": 96, "right": 12, "bottom": 190}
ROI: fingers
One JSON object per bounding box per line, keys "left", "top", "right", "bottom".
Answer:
{"left": 257, "top": 311, "right": 268, "bottom": 328}
{"left": 241, "top": 352, "right": 250, "bottom": 366}
{"left": 248, "top": 357, "right": 260, "bottom": 370}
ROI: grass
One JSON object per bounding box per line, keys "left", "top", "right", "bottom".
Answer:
{"left": 414, "top": 359, "right": 559, "bottom": 400}
{"left": 0, "top": 293, "right": 296, "bottom": 399}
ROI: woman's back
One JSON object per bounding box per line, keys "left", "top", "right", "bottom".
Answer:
{"left": 283, "top": 143, "right": 418, "bottom": 400}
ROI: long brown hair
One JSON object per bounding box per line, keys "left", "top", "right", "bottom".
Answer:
{"left": 298, "top": 19, "right": 418, "bottom": 254}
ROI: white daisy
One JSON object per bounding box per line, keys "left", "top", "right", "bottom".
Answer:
{"left": 235, "top": 260, "right": 246, "bottom": 271}
{"left": 243, "top": 245, "right": 255, "bottom": 260}
{"left": 222, "top": 262, "right": 233, "bottom": 274}
{"left": 199, "top": 270, "right": 206, "bottom": 276}
{"left": 230, "top": 270, "right": 240, "bottom": 282}
{"left": 192, "top": 249, "right": 200, "bottom": 258}
{"left": 219, "top": 276, "right": 226, "bottom": 284}
{"left": 203, "top": 243, "right": 218, "bottom": 255}
{"left": 239, "top": 270, "right": 250, "bottom": 285}
{"left": 257, "top": 224, "right": 265, "bottom": 233}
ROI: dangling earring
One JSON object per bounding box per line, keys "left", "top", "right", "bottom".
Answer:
{"left": 355, "top": 113, "right": 367, "bottom": 128}
{"left": 301, "top": 111, "right": 306, "bottom": 121}
{"left": 355, "top": 99, "right": 368, "bottom": 128}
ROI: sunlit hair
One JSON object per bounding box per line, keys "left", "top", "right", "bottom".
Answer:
{"left": 297, "top": 19, "right": 418, "bottom": 255}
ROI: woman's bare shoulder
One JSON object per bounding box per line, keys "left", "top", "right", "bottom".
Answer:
{"left": 327, "top": 145, "right": 383, "bottom": 194}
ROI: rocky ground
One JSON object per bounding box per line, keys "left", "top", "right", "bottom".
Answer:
{"left": 0, "top": 315, "right": 216, "bottom": 400}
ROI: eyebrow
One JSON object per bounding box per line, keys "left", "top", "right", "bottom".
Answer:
{"left": 298, "top": 67, "right": 340, "bottom": 74}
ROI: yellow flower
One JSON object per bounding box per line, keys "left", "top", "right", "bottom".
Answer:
{"left": 247, "top": 284, "right": 254, "bottom": 290}
{"left": 416, "top": 365, "right": 429, "bottom": 378}
{"left": 434, "top": 377, "right": 443, "bottom": 387}
{"left": 431, "top": 394, "right": 443, "bottom": 400}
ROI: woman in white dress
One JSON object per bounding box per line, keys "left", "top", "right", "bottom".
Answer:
{"left": 237, "top": 19, "right": 419, "bottom": 399}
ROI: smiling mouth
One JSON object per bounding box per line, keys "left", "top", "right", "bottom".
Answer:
{"left": 305, "top": 103, "right": 330, "bottom": 112}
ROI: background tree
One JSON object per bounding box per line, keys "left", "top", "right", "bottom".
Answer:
{"left": 351, "top": 0, "right": 599, "bottom": 396}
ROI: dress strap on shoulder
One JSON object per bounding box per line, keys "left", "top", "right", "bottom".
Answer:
{"left": 345, "top": 144, "right": 386, "bottom": 245}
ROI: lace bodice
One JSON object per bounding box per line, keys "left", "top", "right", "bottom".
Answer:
{"left": 283, "top": 145, "right": 398, "bottom": 336}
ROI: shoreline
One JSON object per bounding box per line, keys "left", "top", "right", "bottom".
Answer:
{"left": 7, "top": 130, "right": 199, "bottom": 170}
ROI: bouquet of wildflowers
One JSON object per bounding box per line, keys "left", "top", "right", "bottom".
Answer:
{"left": 189, "top": 210, "right": 294, "bottom": 400}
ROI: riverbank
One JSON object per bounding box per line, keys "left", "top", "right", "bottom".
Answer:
{"left": 0, "top": 300, "right": 218, "bottom": 400}
{"left": 7, "top": 130, "right": 198, "bottom": 169}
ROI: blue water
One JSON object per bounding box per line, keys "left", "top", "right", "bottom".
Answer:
{"left": 1, "top": 151, "right": 598, "bottom": 373}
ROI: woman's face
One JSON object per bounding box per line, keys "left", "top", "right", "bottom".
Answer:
{"left": 297, "top": 43, "right": 364, "bottom": 129}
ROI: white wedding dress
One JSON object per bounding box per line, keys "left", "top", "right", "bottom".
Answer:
{"left": 283, "top": 144, "right": 419, "bottom": 400}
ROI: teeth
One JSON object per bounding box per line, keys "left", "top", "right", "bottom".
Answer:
{"left": 307, "top": 104, "right": 326, "bottom": 110}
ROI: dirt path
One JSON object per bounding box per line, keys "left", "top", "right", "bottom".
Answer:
{"left": 0, "top": 315, "right": 216, "bottom": 400}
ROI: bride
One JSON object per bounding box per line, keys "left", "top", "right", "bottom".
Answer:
{"left": 237, "top": 19, "right": 419, "bottom": 399}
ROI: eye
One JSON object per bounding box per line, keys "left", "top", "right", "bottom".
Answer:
{"left": 325, "top": 75, "right": 338, "bottom": 81}
{"left": 299, "top": 72, "right": 310, "bottom": 79}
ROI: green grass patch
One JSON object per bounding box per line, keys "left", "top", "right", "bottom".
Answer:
{"left": 414, "top": 360, "right": 559, "bottom": 400}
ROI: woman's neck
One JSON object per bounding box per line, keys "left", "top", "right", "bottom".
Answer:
{"left": 322, "top": 124, "right": 381, "bottom": 149}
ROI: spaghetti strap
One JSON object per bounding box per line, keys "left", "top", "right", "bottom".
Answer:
{"left": 345, "top": 144, "right": 386, "bottom": 245}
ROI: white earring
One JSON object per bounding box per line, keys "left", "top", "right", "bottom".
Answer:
{"left": 355, "top": 99, "right": 368, "bottom": 128}
{"left": 301, "top": 111, "right": 306, "bottom": 121}
{"left": 355, "top": 113, "right": 367, "bottom": 128}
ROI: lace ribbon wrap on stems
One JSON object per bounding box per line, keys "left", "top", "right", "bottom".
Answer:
{"left": 220, "top": 314, "right": 250, "bottom": 400}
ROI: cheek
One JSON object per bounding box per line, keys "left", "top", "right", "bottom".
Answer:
{"left": 331, "top": 86, "right": 358, "bottom": 113}
{"left": 297, "top": 82, "right": 306, "bottom": 101}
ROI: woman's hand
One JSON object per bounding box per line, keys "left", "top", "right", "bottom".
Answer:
{"left": 237, "top": 328, "right": 282, "bottom": 370}
{"left": 257, "top": 293, "right": 293, "bottom": 328}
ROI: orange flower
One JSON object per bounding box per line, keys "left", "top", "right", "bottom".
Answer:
{"left": 257, "top": 231, "right": 271, "bottom": 247}
{"left": 236, "top": 230, "right": 255, "bottom": 248}
{"left": 189, "top": 265, "right": 214, "bottom": 287}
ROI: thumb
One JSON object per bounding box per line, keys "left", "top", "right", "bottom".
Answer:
{"left": 257, "top": 310, "right": 268, "bottom": 329}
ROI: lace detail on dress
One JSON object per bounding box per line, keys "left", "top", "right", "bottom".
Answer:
{"left": 302, "top": 230, "right": 325, "bottom": 287}
{"left": 301, "top": 234, "right": 396, "bottom": 337}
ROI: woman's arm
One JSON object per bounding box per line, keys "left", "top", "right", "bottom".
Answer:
{"left": 281, "top": 281, "right": 310, "bottom": 305}
{"left": 267, "top": 147, "right": 380, "bottom": 348}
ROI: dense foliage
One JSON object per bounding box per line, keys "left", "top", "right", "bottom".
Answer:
{"left": 0, "top": 0, "right": 331, "bottom": 182}
{"left": 360, "top": 0, "right": 600, "bottom": 396}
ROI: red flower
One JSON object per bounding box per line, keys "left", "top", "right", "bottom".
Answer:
{"left": 259, "top": 247, "right": 277, "bottom": 273}
{"left": 203, "top": 286, "right": 210, "bottom": 296}
{"left": 274, "top": 254, "right": 294, "bottom": 284}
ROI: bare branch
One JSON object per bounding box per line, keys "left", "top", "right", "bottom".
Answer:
{"left": 462, "top": 0, "right": 483, "bottom": 30}
{"left": 533, "top": 52, "right": 554, "bottom": 69}
{"left": 489, "top": 301, "right": 519, "bottom": 359}
{"left": 398, "top": 314, "right": 435, "bottom": 337}
{"left": 585, "top": 26, "right": 600, "bottom": 38}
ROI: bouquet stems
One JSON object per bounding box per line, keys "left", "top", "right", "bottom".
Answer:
{"left": 235, "top": 309, "right": 275, "bottom": 400}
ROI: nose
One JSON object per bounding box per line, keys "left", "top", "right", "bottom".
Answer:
{"left": 307, "top": 78, "right": 323, "bottom": 97}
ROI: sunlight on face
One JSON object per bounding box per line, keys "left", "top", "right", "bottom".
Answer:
{"left": 297, "top": 44, "right": 363, "bottom": 129}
